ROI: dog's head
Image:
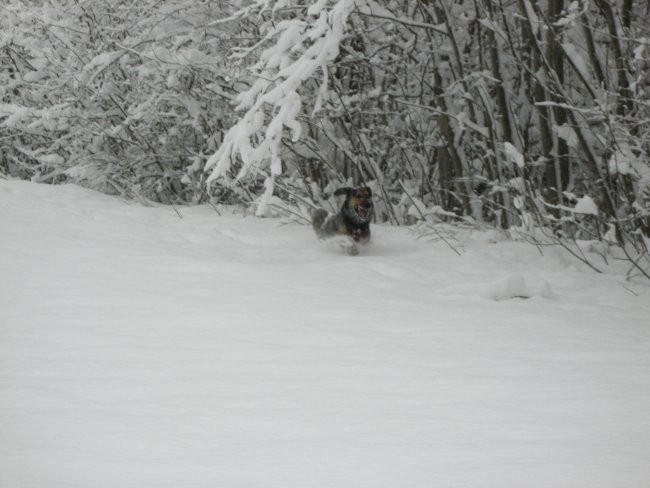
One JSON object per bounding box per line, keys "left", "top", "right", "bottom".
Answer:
{"left": 334, "top": 186, "right": 374, "bottom": 224}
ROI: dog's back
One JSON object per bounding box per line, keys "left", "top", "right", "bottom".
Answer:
{"left": 312, "top": 209, "right": 342, "bottom": 240}
{"left": 311, "top": 208, "right": 335, "bottom": 239}
{"left": 311, "top": 209, "right": 328, "bottom": 234}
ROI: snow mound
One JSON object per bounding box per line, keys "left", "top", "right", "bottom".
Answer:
{"left": 440, "top": 273, "right": 541, "bottom": 300}
{"left": 483, "top": 273, "right": 531, "bottom": 300}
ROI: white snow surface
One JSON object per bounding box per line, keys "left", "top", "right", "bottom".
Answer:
{"left": 1, "top": 179, "right": 650, "bottom": 488}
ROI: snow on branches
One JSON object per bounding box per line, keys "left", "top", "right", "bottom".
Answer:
{"left": 205, "top": 0, "right": 360, "bottom": 215}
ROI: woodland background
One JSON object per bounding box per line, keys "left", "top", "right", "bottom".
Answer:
{"left": 1, "top": 0, "right": 649, "bottom": 275}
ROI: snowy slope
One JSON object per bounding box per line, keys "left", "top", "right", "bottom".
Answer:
{"left": 1, "top": 179, "right": 649, "bottom": 488}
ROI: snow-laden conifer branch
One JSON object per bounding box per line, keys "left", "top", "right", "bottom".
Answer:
{"left": 204, "top": 0, "right": 362, "bottom": 215}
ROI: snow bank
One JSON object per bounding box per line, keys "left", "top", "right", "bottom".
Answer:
{"left": 1, "top": 180, "right": 649, "bottom": 488}
{"left": 440, "top": 273, "right": 535, "bottom": 300}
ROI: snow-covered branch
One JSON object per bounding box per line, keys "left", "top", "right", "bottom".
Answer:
{"left": 204, "top": 0, "right": 363, "bottom": 214}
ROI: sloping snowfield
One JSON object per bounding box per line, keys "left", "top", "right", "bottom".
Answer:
{"left": 1, "top": 179, "right": 650, "bottom": 488}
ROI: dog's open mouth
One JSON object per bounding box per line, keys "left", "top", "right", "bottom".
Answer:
{"left": 355, "top": 205, "right": 371, "bottom": 221}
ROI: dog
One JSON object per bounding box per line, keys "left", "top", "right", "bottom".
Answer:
{"left": 312, "top": 186, "right": 374, "bottom": 254}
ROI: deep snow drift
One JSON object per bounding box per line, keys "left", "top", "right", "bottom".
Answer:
{"left": 1, "top": 179, "right": 649, "bottom": 488}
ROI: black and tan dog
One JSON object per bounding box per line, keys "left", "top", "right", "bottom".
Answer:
{"left": 312, "top": 187, "right": 374, "bottom": 254}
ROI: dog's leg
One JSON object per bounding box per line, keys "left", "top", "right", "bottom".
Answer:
{"left": 347, "top": 243, "right": 359, "bottom": 256}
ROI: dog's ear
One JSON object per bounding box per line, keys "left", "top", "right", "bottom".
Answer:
{"left": 362, "top": 187, "right": 372, "bottom": 197}
{"left": 334, "top": 187, "right": 354, "bottom": 197}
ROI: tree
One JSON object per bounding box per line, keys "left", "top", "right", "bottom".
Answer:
{"left": 2, "top": 0, "right": 649, "bottom": 277}
{"left": 1, "top": 0, "right": 239, "bottom": 203}
{"left": 203, "top": 0, "right": 649, "bottom": 275}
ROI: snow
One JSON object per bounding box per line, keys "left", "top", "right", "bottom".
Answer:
{"left": 504, "top": 142, "right": 525, "bottom": 169}
{"left": 608, "top": 142, "right": 649, "bottom": 180}
{"left": 572, "top": 195, "right": 598, "bottom": 216}
{"left": 1, "top": 104, "right": 32, "bottom": 128}
{"left": 554, "top": 123, "right": 579, "bottom": 149}
{"left": 36, "top": 153, "right": 65, "bottom": 166}
{"left": 552, "top": 2, "right": 583, "bottom": 27}
{"left": 205, "top": 0, "right": 357, "bottom": 185}
{"left": 1, "top": 179, "right": 650, "bottom": 488}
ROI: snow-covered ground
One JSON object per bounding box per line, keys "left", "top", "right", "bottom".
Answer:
{"left": 1, "top": 179, "right": 649, "bottom": 488}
